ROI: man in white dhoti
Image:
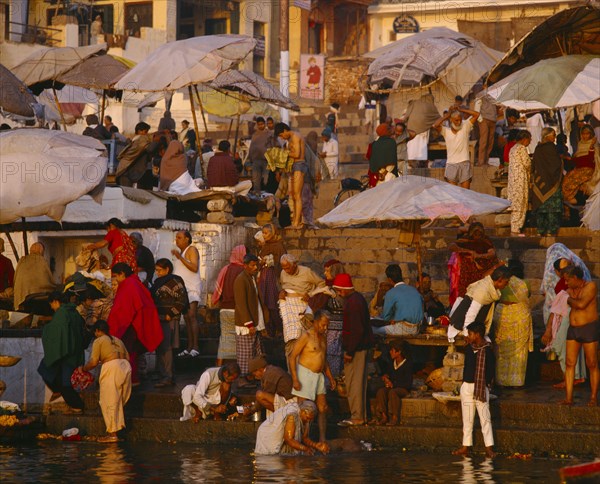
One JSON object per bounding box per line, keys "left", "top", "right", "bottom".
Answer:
{"left": 180, "top": 362, "right": 240, "bottom": 422}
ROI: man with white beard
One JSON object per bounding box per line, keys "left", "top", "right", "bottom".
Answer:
{"left": 433, "top": 106, "right": 480, "bottom": 189}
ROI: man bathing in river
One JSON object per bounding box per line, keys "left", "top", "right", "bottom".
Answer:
{"left": 561, "top": 265, "right": 599, "bottom": 406}
{"left": 289, "top": 310, "right": 336, "bottom": 445}
{"left": 255, "top": 400, "right": 328, "bottom": 455}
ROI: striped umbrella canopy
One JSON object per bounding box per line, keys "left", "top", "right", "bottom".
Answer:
{"left": 0, "top": 63, "right": 36, "bottom": 117}
{"left": 485, "top": 55, "right": 600, "bottom": 110}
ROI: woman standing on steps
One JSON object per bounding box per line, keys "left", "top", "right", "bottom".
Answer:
{"left": 531, "top": 128, "right": 563, "bottom": 236}
{"left": 541, "top": 244, "right": 591, "bottom": 388}
{"left": 507, "top": 130, "right": 532, "bottom": 236}
{"left": 81, "top": 320, "right": 131, "bottom": 443}
{"left": 492, "top": 259, "right": 532, "bottom": 388}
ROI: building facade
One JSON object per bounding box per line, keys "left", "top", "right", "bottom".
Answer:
{"left": 367, "top": 0, "right": 584, "bottom": 52}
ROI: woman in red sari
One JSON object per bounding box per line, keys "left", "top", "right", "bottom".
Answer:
{"left": 87, "top": 218, "right": 137, "bottom": 271}
{"left": 448, "top": 222, "right": 500, "bottom": 306}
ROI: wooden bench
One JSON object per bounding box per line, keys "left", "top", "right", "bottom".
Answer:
{"left": 384, "top": 333, "right": 466, "bottom": 347}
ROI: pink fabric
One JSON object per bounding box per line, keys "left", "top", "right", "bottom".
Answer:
{"left": 542, "top": 290, "right": 570, "bottom": 351}
{"left": 211, "top": 245, "right": 247, "bottom": 306}
{"left": 422, "top": 203, "right": 472, "bottom": 223}
{"left": 448, "top": 252, "right": 460, "bottom": 307}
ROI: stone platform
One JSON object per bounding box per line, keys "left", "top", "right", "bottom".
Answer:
{"left": 42, "top": 375, "right": 600, "bottom": 458}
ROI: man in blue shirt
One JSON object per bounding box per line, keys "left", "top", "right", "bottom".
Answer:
{"left": 373, "top": 264, "right": 423, "bottom": 336}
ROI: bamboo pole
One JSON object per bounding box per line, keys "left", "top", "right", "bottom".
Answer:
{"left": 4, "top": 231, "right": 19, "bottom": 261}
{"left": 100, "top": 90, "right": 107, "bottom": 122}
{"left": 21, "top": 217, "right": 28, "bottom": 256}
{"left": 188, "top": 85, "right": 202, "bottom": 176}
{"left": 52, "top": 87, "right": 67, "bottom": 131}
{"left": 233, "top": 113, "right": 241, "bottom": 161}
{"left": 193, "top": 85, "right": 209, "bottom": 137}
{"left": 227, "top": 118, "right": 234, "bottom": 142}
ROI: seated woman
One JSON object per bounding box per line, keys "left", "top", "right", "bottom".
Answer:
{"left": 562, "top": 125, "right": 597, "bottom": 204}
{"left": 159, "top": 138, "right": 201, "bottom": 196}
{"left": 447, "top": 222, "right": 500, "bottom": 307}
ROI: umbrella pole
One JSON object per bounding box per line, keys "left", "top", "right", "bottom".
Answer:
{"left": 4, "top": 231, "right": 19, "bottom": 261}
{"left": 233, "top": 114, "right": 241, "bottom": 161}
{"left": 188, "top": 85, "right": 202, "bottom": 168}
{"left": 52, "top": 87, "right": 68, "bottom": 131}
{"left": 416, "top": 224, "right": 423, "bottom": 289}
{"left": 21, "top": 217, "right": 29, "bottom": 256}
{"left": 100, "top": 90, "right": 107, "bottom": 122}
{"left": 193, "top": 85, "right": 209, "bottom": 138}
{"left": 227, "top": 118, "right": 234, "bottom": 142}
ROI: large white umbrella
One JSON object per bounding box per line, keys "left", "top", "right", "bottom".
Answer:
{"left": 317, "top": 175, "right": 510, "bottom": 284}
{"left": 113, "top": 35, "right": 256, "bottom": 92}
{"left": 11, "top": 44, "right": 107, "bottom": 93}
{"left": 318, "top": 175, "right": 510, "bottom": 228}
{"left": 0, "top": 129, "right": 107, "bottom": 225}
{"left": 485, "top": 55, "right": 600, "bottom": 111}
{"left": 364, "top": 27, "right": 502, "bottom": 97}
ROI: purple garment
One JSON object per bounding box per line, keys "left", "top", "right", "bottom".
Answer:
{"left": 301, "top": 182, "right": 314, "bottom": 225}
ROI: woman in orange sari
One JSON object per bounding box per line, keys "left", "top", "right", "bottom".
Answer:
{"left": 86, "top": 218, "right": 137, "bottom": 271}
{"left": 448, "top": 222, "right": 500, "bottom": 306}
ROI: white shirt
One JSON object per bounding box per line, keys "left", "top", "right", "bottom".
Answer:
{"left": 321, "top": 138, "right": 339, "bottom": 163}
{"left": 441, "top": 122, "right": 473, "bottom": 165}
{"left": 173, "top": 245, "right": 202, "bottom": 295}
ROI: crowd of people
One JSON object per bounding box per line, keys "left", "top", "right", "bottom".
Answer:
{"left": 6, "top": 216, "right": 595, "bottom": 453}
{"left": 361, "top": 96, "right": 599, "bottom": 235}
{"left": 75, "top": 110, "right": 340, "bottom": 230}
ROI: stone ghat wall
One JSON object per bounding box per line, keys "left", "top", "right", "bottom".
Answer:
{"left": 278, "top": 226, "right": 600, "bottom": 327}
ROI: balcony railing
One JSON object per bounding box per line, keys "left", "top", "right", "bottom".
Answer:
{"left": 7, "top": 21, "right": 62, "bottom": 46}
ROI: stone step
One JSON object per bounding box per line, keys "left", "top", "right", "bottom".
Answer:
{"left": 42, "top": 401, "right": 600, "bottom": 455}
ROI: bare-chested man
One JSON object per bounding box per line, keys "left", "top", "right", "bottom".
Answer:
{"left": 562, "top": 265, "right": 599, "bottom": 406}
{"left": 289, "top": 310, "right": 336, "bottom": 445}
{"left": 274, "top": 122, "right": 305, "bottom": 228}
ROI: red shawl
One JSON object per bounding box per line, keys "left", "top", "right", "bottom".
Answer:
{"left": 211, "top": 245, "right": 246, "bottom": 306}
{"left": 108, "top": 274, "right": 162, "bottom": 352}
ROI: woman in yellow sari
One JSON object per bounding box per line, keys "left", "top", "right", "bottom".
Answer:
{"left": 493, "top": 260, "right": 533, "bottom": 387}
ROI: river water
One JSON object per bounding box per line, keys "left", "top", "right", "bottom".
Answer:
{"left": 0, "top": 442, "right": 569, "bottom": 483}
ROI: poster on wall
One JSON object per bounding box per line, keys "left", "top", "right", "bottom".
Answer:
{"left": 299, "top": 54, "right": 325, "bottom": 100}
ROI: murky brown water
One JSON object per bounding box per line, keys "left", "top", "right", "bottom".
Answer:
{"left": 0, "top": 442, "right": 570, "bottom": 483}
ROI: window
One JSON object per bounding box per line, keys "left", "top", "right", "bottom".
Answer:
{"left": 125, "top": 2, "right": 153, "bottom": 38}
{"left": 253, "top": 21, "right": 265, "bottom": 75}
{"left": 205, "top": 18, "right": 227, "bottom": 35}
{"left": 92, "top": 5, "right": 114, "bottom": 35}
